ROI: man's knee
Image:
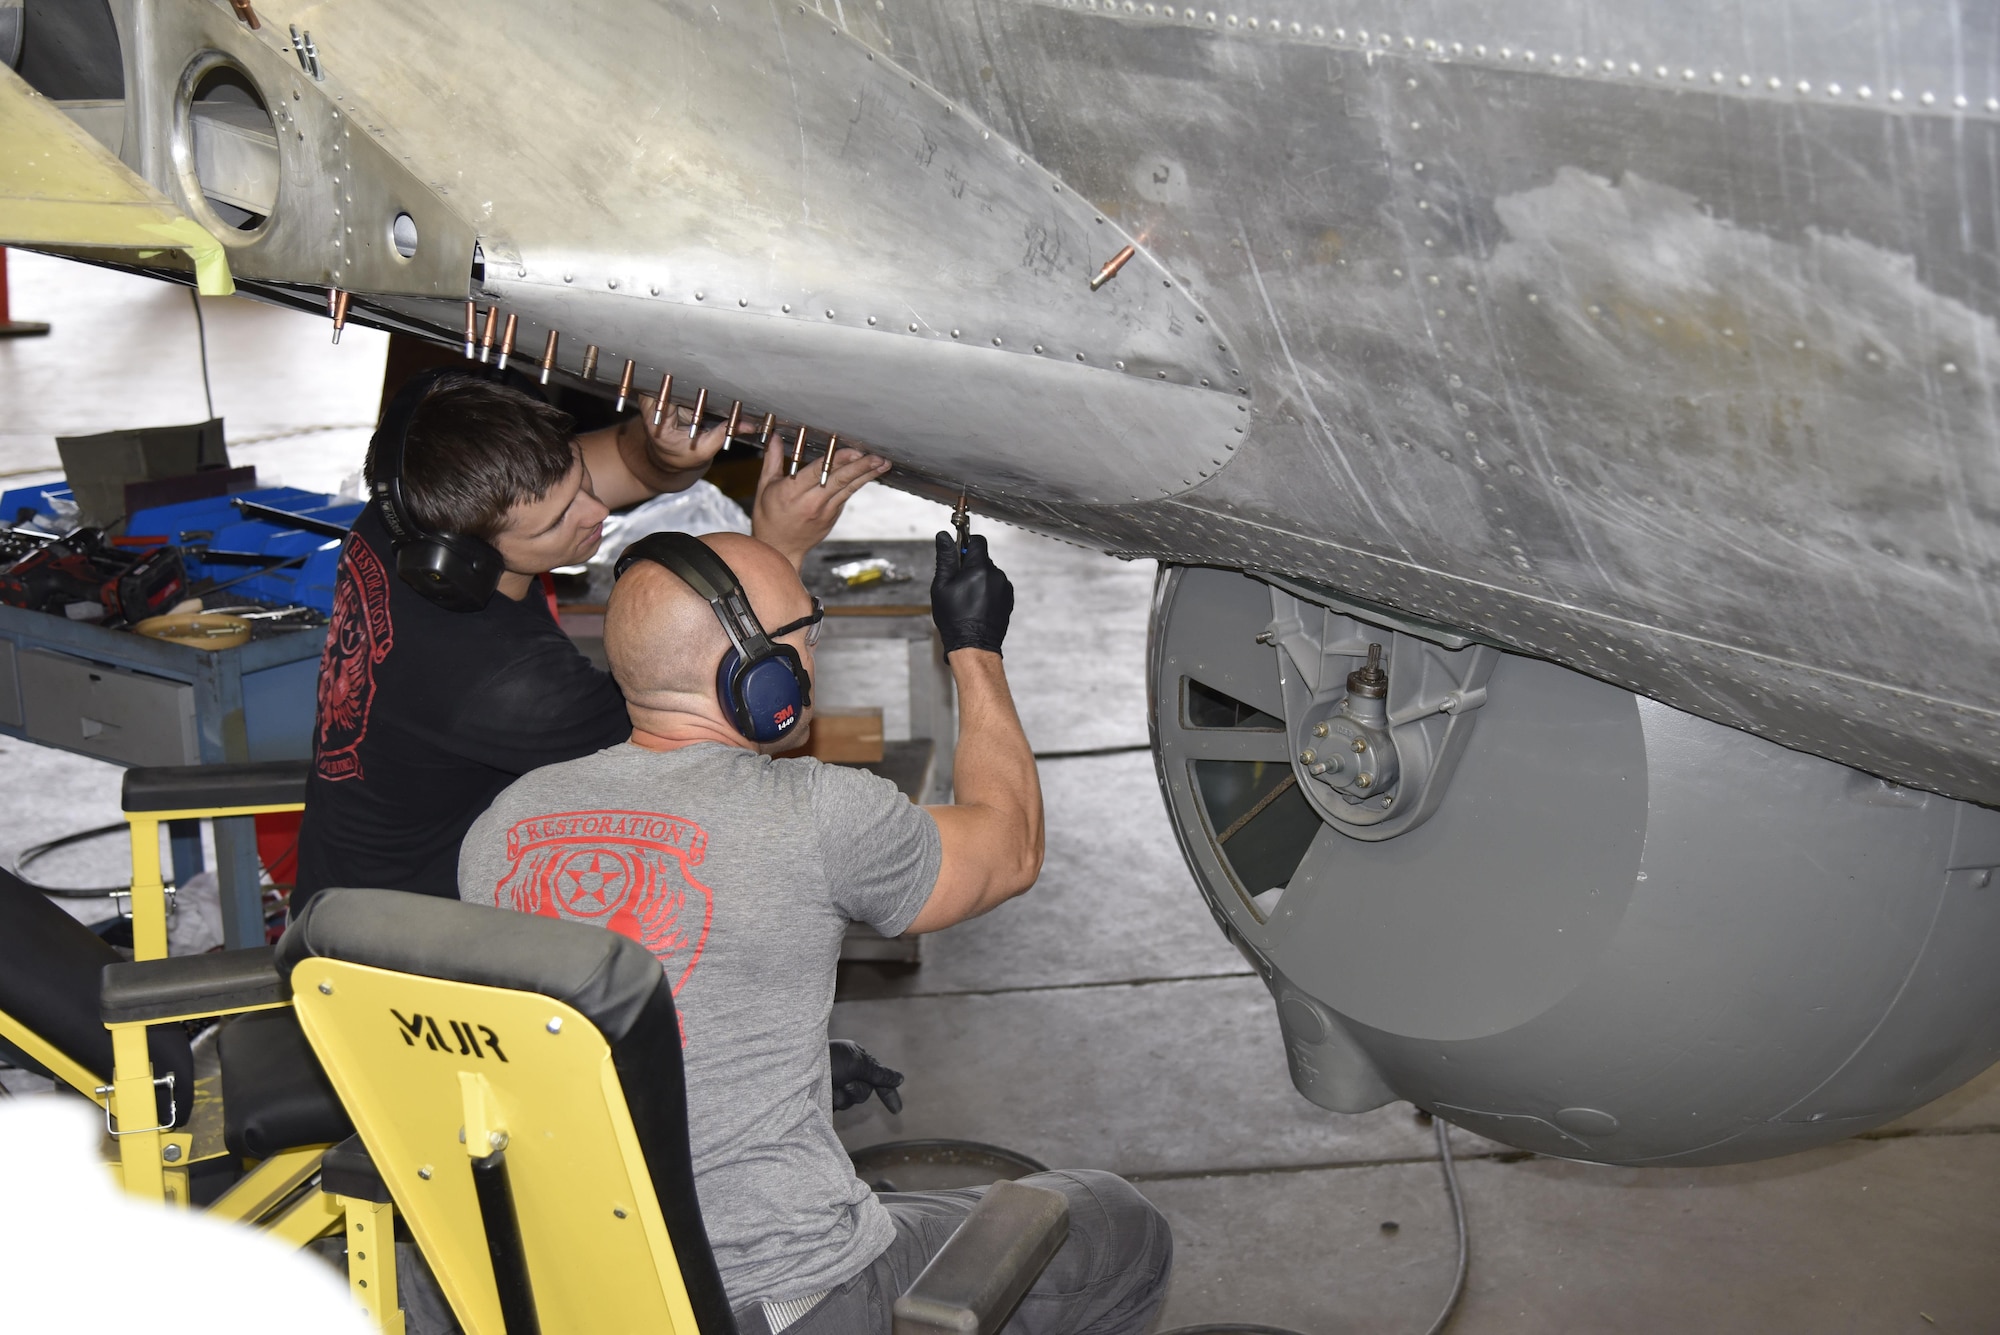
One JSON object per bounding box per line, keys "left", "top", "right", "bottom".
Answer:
{"left": 1029, "top": 1169, "right": 1173, "bottom": 1281}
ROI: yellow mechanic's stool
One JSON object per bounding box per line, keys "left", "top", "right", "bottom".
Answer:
{"left": 119, "top": 759, "right": 309, "bottom": 961}
{"left": 262, "top": 889, "right": 1071, "bottom": 1334}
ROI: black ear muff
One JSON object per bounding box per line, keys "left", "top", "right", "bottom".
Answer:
{"left": 619, "top": 532, "right": 814, "bottom": 744}
{"left": 372, "top": 369, "right": 508, "bottom": 613}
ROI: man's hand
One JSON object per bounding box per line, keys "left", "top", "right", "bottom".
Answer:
{"left": 931, "top": 531, "right": 1014, "bottom": 657}
{"left": 629, "top": 395, "right": 731, "bottom": 481}
{"left": 829, "top": 1039, "right": 904, "bottom": 1114}
{"left": 752, "top": 437, "right": 890, "bottom": 568}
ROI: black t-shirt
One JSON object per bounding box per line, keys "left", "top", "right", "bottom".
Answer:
{"left": 293, "top": 502, "right": 628, "bottom": 908}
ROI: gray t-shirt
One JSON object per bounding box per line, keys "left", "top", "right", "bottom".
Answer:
{"left": 457, "top": 741, "right": 941, "bottom": 1306}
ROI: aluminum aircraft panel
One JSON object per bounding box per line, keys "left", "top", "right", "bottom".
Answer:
{"left": 62, "top": 0, "right": 1992, "bottom": 806}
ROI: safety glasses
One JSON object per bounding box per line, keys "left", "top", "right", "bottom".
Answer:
{"left": 768, "top": 596, "right": 824, "bottom": 648}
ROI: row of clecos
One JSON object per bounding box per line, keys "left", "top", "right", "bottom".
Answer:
{"left": 322, "top": 288, "right": 876, "bottom": 491}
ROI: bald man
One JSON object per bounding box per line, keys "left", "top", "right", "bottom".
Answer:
{"left": 457, "top": 531, "right": 1171, "bottom": 1335}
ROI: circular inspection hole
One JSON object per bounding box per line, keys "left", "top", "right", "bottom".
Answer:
{"left": 391, "top": 212, "right": 419, "bottom": 259}
{"left": 176, "top": 57, "right": 279, "bottom": 234}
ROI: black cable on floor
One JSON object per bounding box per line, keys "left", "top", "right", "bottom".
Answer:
{"left": 9, "top": 821, "right": 130, "bottom": 896}
{"left": 189, "top": 287, "right": 215, "bottom": 420}
{"left": 1423, "top": 1115, "right": 1470, "bottom": 1335}
{"left": 1156, "top": 1115, "right": 1469, "bottom": 1335}
{"left": 1030, "top": 743, "right": 1152, "bottom": 761}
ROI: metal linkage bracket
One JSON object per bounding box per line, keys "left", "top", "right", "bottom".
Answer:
{"left": 110, "top": 884, "right": 180, "bottom": 922}
{"left": 1265, "top": 581, "right": 1498, "bottom": 840}
{"left": 95, "top": 1071, "right": 177, "bottom": 1138}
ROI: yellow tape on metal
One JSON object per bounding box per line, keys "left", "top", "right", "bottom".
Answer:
{"left": 0, "top": 64, "right": 234, "bottom": 295}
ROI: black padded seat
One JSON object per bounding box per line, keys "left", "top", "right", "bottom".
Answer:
{"left": 218, "top": 1008, "right": 354, "bottom": 1158}
{"left": 0, "top": 867, "right": 190, "bottom": 1127}
{"left": 121, "top": 760, "right": 310, "bottom": 814}
{"left": 279, "top": 889, "right": 735, "bottom": 1334}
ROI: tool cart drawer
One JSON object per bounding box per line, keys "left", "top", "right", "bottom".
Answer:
{"left": 18, "top": 647, "right": 199, "bottom": 767}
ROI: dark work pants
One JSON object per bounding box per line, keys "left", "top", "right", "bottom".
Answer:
{"left": 734, "top": 1170, "right": 1173, "bottom": 1335}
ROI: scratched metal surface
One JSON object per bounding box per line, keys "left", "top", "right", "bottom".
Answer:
{"left": 79, "top": 0, "right": 2000, "bottom": 803}
{"left": 872, "top": 3, "right": 2000, "bottom": 805}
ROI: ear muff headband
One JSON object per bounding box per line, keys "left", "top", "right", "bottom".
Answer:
{"left": 615, "top": 532, "right": 813, "bottom": 743}
{"left": 372, "top": 369, "right": 508, "bottom": 613}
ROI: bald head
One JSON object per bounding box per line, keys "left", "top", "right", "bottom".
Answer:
{"left": 605, "top": 532, "right": 815, "bottom": 724}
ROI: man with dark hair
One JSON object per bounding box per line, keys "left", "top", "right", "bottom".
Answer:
{"left": 294, "top": 372, "right": 887, "bottom": 909}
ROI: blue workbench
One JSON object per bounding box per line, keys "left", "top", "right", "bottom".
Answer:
{"left": 0, "top": 602, "right": 326, "bottom": 947}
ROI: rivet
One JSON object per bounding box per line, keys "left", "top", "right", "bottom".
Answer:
{"left": 318, "top": 981, "right": 333, "bottom": 995}
{"left": 650, "top": 285, "right": 660, "bottom": 295}
{"left": 418, "top": 1166, "right": 433, "bottom": 1180}
{"left": 1681, "top": 67, "right": 1695, "bottom": 80}
{"left": 563, "top": 273, "right": 574, "bottom": 283}
{"left": 694, "top": 291, "right": 704, "bottom": 300}
{"left": 1738, "top": 73, "right": 1752, "bottom": 87}
{"left": 1710, "top": 70, "right": 1723, "bottom": 83}
{"left": 1034, "top": 344, "right": 1045, "bottom": 353}
{"left": 867, "top": 315, "right": 877, "bottom": 324}
{"left": 782, "top": 303, "right": 792, "bottom": 312}
{"left": 607, "top": 278, "right": 619, "bottom": 289}
{"left": 1952, "top": 95, "right": 1966, "bottom": 108}
{"left": 951, "top": 329, "right": 961, "bottom": 338}
{"left": 1796, "top": 81, "right": 1812, "bottom": 94}
{"left": 1768, "top": 76, "right": 1782, "bottom": 89}
{"left": 1077, "top": 352, "right": 1087, "bottom": 360}
{"left": 1115, "top": 359, "right": 1126, "bottom": 369}
{"left": 614, "top": 1208, "right": 628, "bottom": 1219}
{"left": 825, "top": 308, "right": 835, "bottom": 318}
{"left": 1828, "top": 82, "right": 1843, "bottom": 96}
{"left": 740, "top": 297, "right": 749, "bottom": 307}
{"left": 1858, "top": 85, "right": 1873, "bottom": 99}
{"left": 1943, "top": 361, "right": 1959, "bottom": 374}
{"left": 909, "top": 322, "right": 919, "bottom": 332}
{"left": 547, "top": 1017, "right": 563, "bottom": 1033}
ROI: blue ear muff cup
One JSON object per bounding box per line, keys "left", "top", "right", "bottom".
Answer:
{"left": 718, "top": 645, "right": 813, "bottom": 744}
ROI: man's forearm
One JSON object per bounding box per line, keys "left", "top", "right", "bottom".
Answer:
{"left": 948, "top": 650, "right": 1042, "bottom": 882}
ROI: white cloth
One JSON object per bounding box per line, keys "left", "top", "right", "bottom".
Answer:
{"left": 0, "top": 1097, "right": 373, "bottom": 1333}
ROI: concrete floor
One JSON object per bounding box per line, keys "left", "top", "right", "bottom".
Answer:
{"left": 4, "top": 251, "right": 1998, "bottom": 1332}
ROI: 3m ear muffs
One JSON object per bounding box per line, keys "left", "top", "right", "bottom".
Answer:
{"left": 614, "top": 532, "right": 813, "bottom": 744}
{"left": 372, "top": 369, "right": 508, "bottom": 613}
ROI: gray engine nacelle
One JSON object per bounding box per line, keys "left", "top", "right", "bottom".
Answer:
{"left": 1153, "top": 566, "right": 2000, "bottom": 1165}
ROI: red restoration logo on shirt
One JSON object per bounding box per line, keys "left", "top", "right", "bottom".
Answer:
{"left": 315, "top": 536, "right": 395, "bottom": 782}
{"left": 495, "top": 810, "right": 713, "bottom": 997}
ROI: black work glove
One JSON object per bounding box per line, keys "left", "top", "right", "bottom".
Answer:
{"left": 931, "top": 531, "right": 1014, "bottom": 657}
{"left": 830, "top": 1039, "right": 904, "bottom": 1113}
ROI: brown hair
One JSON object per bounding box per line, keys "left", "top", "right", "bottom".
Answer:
{"left": 368, "top": 375, "right": 577, "bottom": 541}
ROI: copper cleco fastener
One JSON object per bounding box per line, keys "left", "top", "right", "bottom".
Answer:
{"left": 787, "top": 425, "right": 809, "bottom": 477}
{"left": 462, "top": 301, "right": 477, "bottom": 358}
{"left": 615, "top": 359, "right": 635, "bottom": 411}
{"left": 229, "top": 0, "right": 260, "bottom": 28}
{"left": 1090, "top": 244, "right": 1137, "bottom": 291}
{"left": 496, "top": 312, "right": 518, "bottom": 370}
{"left": 539, "top": 330, "right": 560, "bottom": 385}
{"left": 580, "top": 344, "right": 600, "bottom": 381}
{"left": 479, "top": 306, "right": 499, "bottom": 363}
{"left": 329, "top": 289, "right": 351, "bottom": 343}
{"left": 651, "top": 373, "right": 673, "bottom": 428}
{"left": 818, "top": 433, "right": 839, "bottom": 486}
{"left": 688, "top": 386, "right": 708, "bottom": 441}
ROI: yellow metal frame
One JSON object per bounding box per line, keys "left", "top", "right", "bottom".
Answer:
{"left": 124, "top": 800, "right": 304, "bottom": 962}
{"left": 294, "top": 958, "right": 702, "bottom": 1335}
